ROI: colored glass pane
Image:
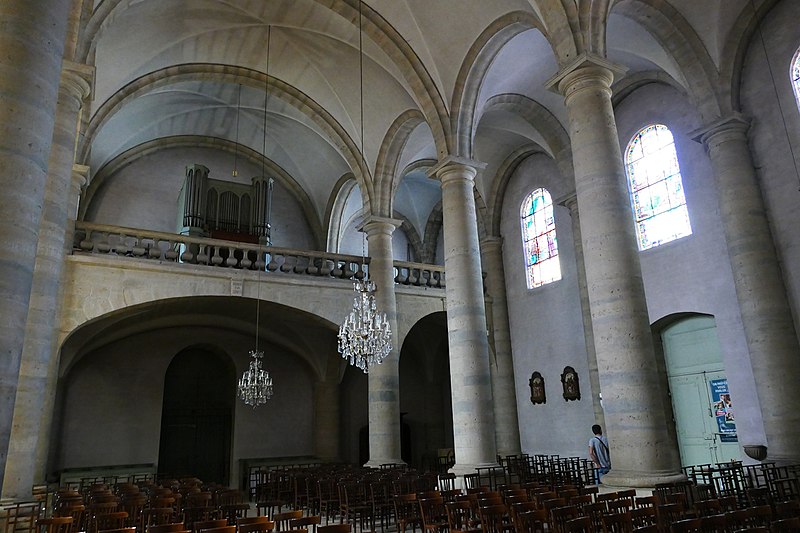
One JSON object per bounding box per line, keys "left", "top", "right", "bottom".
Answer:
{"left": 793, "top": 49, "right": 800, "bottom": 111}
{"left": 519, "top": 188, "right": 561, "bottom": 288}
{"left": 625, "top": 124, "right": 692, "bottom": 250}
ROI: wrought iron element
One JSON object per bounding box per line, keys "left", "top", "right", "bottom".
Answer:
{"left": 238, "top": 349, "right": 273, "bottom": 407}
{"left": 338, "top": 277, "right": 392, "bottom": 373}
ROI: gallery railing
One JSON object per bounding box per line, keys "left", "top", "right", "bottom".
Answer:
{"left": 72, "top": 222, "right": 445, "bottom": 288}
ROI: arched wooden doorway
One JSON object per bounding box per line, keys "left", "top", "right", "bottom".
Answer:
{"left": 158, "top": 346, "right": 235, "bottom": 483}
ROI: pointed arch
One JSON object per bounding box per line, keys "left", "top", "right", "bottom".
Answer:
{"left": 324, "top": 173, "right": 359, "bottom": 253}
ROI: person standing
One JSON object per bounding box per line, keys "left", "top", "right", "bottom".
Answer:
{"left": 589, "top": 424, "right": 611, "bottom": 483}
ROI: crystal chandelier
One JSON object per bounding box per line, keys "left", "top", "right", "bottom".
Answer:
{"left": 238, "top": 350, "right": 273, "bottom": 406}
{"left": 338, "top": 277, "right": 392, "bottom": 373}
{"left": 237, "top": 25, "right": 274, "bottom": 407}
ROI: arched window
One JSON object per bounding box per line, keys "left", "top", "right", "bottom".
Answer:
{"left": 792, "top": 48, "right": 800, "bottom": 109}
{"left": 625, "top": 124, "right": 692, "bottom": 250}
{"left": 520, "top": 188, "right": 561, "bottom": 288}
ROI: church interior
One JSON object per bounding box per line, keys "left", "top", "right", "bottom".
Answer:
{"left": 2, "top": 0, "right": 800, "bottom": 523}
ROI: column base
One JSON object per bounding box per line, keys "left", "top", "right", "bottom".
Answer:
{"left": 601, "top": 469, "right": 686, "bottom": 488}
{"left": 363, "top": 459, "right": 405, "bottom": 469}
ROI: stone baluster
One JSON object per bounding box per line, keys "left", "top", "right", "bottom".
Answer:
{"left": 430, "top": 157, "right": 498, "bottom": 476}
{"left": 692, "top": 114, "right": 800, "bottom": 463}
{"left": 0, "top": 0, "right": 73, "bottom": 497}
{"left": 479, "top": 237, "right": 522, "bottom": 457}
{"left": 546, "top": 54, "right": 683, "bottom": 486}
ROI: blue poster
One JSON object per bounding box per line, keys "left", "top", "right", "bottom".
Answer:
{"left": 709, "top": 378, "right": 737, "bottom": 442}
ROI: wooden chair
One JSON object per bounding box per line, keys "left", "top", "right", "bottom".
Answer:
{"left": 36, "top": 517, "right": 73, "bottom": 533}
{"left": 438, "top": 474, "right": 456, "bottom": 492}
{"left": 601, "top": 511, "right": 633, "bottom": 533}
{"left": 147, "top": 523, "right": 186, "bottom": 533}
{"left": 515, "top": 509, "right": 548, "bottom": 533}
{"left": 394, "top": 493, "right": 422, "bottom": 533}
{"left": 550, "top": 506, "right": 580, "bottom": 533}
{"left": 563, "top": 516, "right": 592, "bottom": 533}
{"left": 477, "top": 504, "right": 513, "bottom": 533}
{"left": 657, "top": 503, "right": 685, "bottom": 530}
{"left": 94, "top": 511, "right": 128, "bottom": 533}
{"left": 316, "top": 526, "right": 350, "bottom": 533}
{"left": 419, "top": 497, "right": 449, "bottom": 533}
{"left": 775, "top": 500, "right": 800, "bottom": 520}
{"left": 669, "top": 518, "right": 702, "bottom": 532}
{"left": 272, "top": 511, "right": 302, "bottom": 533}
{"left": 772, "top": 516, "right": 800, "bottom": 531}
{"left": 96, "top": 528, "right": 137, "bottom": 533}
{"left": 692, "top": 498, "right": 721, "bottom": 517}
{"left": 289, "top": 516, "right": 320, "bottom": 533}
{"left": 630, "top": 507, "right": 657, "bottom": 529}
{"left": 699, "top": 513, "right": 728, "bottom": 533}
{"left": 239, "top": 523, "right": 276, "bottom": 533}
{"left": 197, "top": 527, "right": 235, "bottom": 533}
{"left": 55, "top": 503, "right": 86, "bottom": 533}
{"left": 583, "top": 502, "right": 606, "bottom": 532}
{"left": 444, "top": 501, "right": 479, "bottom": 533}
{"left": 236, "top": 517, "right": 272, "bottom": 527}
{"left": 193, "top": 519, "right": 228, "bottom": 533}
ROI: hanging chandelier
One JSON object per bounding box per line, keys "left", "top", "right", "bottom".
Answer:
{"left": 338, "top": 277, "right": 392, "bottom": 373}
{"left": 237, "top": 25, "right": 275, "bottom": 407}
{"left": 238, "top": 350, "right": 273, "bottom": 406}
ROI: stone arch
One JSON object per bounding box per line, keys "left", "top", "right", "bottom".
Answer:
{"left": 718, "top": 0, "right": 780, "bottom": 113}
{"left": 612, "top": 70, "right": 689, "bottom": 108}
{"left": 611, "top": 0, "right": 722, "bottom": 122}
{"left": 392, "top": 212, "right": 424, "bottom": 263}
{"left": 325, "top": 174, "right": 360, "bottom": 254}
{"left": 79, "top": 64, "right": 375, "bottom": 212}
{"left": 75, "top": 0, "right": 450, "bottom": 158}
{"left": 420, "top": 200, "right": 443, "bottom": 265}
{"left": 450, "top": 11, "right": 552, "bottom": 158}
{"left": 58, "top": 296, "right": 340, "bottom": 383}
{"left": 487, "top": 145, "right": 546, "bottom": 237}
{"left": 81, "top": 135, "right": 325, "bottom": 250}
{"left": 373, "top": 110, "right": 427, "bottom": 217}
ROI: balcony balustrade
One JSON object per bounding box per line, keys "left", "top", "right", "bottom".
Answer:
{"left": 73, "top": 222, "right": 446, "bottom": 289}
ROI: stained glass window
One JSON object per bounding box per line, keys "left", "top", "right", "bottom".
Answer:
{"left": 625, "top": 124, "right": 692, "bottom": 250}
{"left": 520, "top": 188, "right": 561, "bottom": 289}
{"left": 792, "top": 48, "right": 800, "bottom": 110}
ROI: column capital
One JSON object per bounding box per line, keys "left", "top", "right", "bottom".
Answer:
{"left": 556, "top": 191, "right": 579, "bottom": 214}
{"left": 71, "top": 164, "right": 90, "bottom": 189}
{"left": 480, "top": 236, "right": 503, "bottom": 254}
{"left": 545, "top": 53, "right": 627, "bottom": 97}
{"left": 690, "top": 113, "right": 750, "bottom": 149}
{"left": 427, "top": 155, "right": 486, "bottom": 183}
{"left": 60, "top": 60, "right": 93, "bottom": 101}
{"left": 358, "top": 215, "right": 403, "bottom": 237}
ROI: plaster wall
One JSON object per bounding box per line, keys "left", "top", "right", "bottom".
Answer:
{"left": 614, "top": 82, "right": 767, "bottom": 451}
{"left": 501, "top": 153, "right": 595, "bottom": 458}
{"left": 739, "top": 0, "right": 800, "bottom": 333}
{"left": 53, "top": 327, "right": 314, "bottom": 488}
{"left": 84, "top": 146, "right": 316, "bottom": 251}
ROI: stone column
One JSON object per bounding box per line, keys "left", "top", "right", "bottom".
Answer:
{"left": 361, "top": 216, "right": 403, "bottom": 466}
{"left": 692, "top": 114, "right": 800, "bottom": 463}
{"left": 0, "top": 0, "right": 73, "bottom": 495}
{"left": 546, "top": 54, "right": 683, "bottom": 486}
{"left": 313, "top": 380, "right": 340, "bottom": 462}
{"left": 430, "top": 157, "right": 498, "bottom": 475}
{"left": 479, "top": 237, "right": 522, "bottom": 457}
{"left": 559, "top": 193, "right": 605, "bottom": 427}
{"left": 2, "top": 62, "right": 92, "bottom": 498}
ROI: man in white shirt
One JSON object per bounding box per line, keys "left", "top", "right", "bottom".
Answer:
{"left": 589, "top": 424, "right": 611, "bottom": 483}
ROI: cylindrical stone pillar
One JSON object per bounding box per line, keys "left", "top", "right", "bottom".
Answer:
{"left": 2, "top": 62, "right": 92, "bottom": 499}
{"left": 313, "top": 380, "right": 340, "bottom": 462}
{"left": 479, "top": 237, "right": 522, "bottom": 458}
{"left": 560, "top": 193, "right": 605, "bottom": 427}
{"left": 432, "top": 157, "right": 498, "bottom": 475}
{"left": 362, "top": 216, "right": 403, "bottom": 466}
{"left": 547, "top": 55, "right": 683, "bottom": 486}
{"left": 0, "top": 0, "right": 72, "bottom": 495}
{"left": 694, "top": 114, "right": 800, "bottom": 463}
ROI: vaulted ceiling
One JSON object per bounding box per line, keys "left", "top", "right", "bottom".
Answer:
{"left": 76, "top": 0, "right": 770, "bottom": 242}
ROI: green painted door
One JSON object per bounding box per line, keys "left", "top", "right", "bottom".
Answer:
{"left": 662, "top": 316, "right": 739, "bottom": 467}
